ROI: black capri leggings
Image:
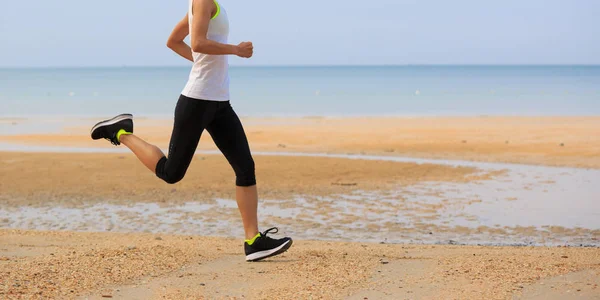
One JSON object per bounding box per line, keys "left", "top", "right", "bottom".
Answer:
{"left": 155, "top": 94, "right": 256, "bottom": 186}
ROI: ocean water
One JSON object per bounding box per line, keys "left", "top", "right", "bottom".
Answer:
{"left": 1, "top": 65, "right": 599, "bottom": 117}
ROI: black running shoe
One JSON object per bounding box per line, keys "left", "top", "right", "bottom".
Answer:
{"left": 90, "top": 113, "right": 134, "bottom": 146}
{"left": 244, "top": 227, "right": 293, "bottom": 262}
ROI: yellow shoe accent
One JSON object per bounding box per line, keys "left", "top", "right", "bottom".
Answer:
{"left": 245, "top": 232, "right": 261, "bottom": 246}
{"left": 116, "top": 129, "right": 132, "bottom": 142}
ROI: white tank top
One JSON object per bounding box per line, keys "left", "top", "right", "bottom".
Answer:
{"left": 181, "top": 0, "right": 230, "bottom": 101}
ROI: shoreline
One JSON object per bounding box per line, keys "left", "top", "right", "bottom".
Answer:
{"left": 2, "top": 115, "right": 600, "bottom": 169}
{"left": 3, "top": 113, "right": 600, "bottom": 118}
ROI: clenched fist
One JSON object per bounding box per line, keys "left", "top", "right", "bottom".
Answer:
{"left": 236, "top": 41, "right": 253, "bottom": 58}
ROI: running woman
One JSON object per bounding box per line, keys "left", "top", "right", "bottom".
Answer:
{"left": 90, "top": 0, "right": 292, "bottom": 262}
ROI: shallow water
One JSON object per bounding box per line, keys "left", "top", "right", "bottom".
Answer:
{"left": 1, "top": 145, "right": 599, "bottom": 246}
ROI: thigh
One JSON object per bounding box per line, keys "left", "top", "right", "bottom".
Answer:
{"left": 206, "top": 103, "right": 253, "bottom": 169}
{"left": 164, "top": 95, "right": 215, "bottom": 171}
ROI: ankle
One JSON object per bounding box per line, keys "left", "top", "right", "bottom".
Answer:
{"left": 245, "top": 230, "right": 260, "bottom": 243}
{"left": 117, "top": 129, "right": 133, "bottom": 143}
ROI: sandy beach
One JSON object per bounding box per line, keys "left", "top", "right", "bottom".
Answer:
{"left": 1, "top": 230, "right": 599, "bottom": 300}
{"left": 1, "top": 116, "right": 599, "bottom": 299}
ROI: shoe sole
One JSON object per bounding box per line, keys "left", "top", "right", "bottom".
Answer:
{"left": 246, "top": 239, "right": 293, "bottom": 262}
{"left": 90, "top": 113, "right": 133, "bottom": 138}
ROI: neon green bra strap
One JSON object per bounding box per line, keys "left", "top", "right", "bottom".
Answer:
{"left": 211, "top": 1, "right": 221, "bottom": 20}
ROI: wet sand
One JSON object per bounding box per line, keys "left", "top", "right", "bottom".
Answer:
{"left": 2, "top": 116, "right": 600, "bottom": 168}
{"left": 0, "top": 152, "right": 479, "bottom": 207}
{"left": 1, "top": 230, "right": 599, "bottom": 300}
{"left": 2, "top": 151, "right": 599, "bottom": 246}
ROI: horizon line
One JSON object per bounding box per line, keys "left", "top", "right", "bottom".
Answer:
{"left": 1, "top": 63, "right": 600, "bottom": 69}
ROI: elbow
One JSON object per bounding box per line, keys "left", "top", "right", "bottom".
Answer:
{"left": 166, "top": 39, "right": 177, "bottom": 49}
{"left": 191, "top": 44, "right": 203, "bottom": 53}
{"left": 166, "top": 35, "right": 183, "bottom": 49}
{"left": 191, "top": 40, "right": 208, "bottom": 53}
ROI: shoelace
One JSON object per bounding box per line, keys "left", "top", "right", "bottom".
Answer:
{"left": 105, "top": 137, "right": 119, "bottom": 146}
{"left": 261, "top": 227, "right": 279, "bottom": 237}
{"left": 106, "top": 133, "right": 120, "bottom": 146}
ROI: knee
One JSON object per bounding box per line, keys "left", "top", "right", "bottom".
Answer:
{"left": 163, "top": 173, "right": 185, "bottom": 184}
{"left": 155, "top": 157, "right": 186, "bottom": 184}
{"left": 235, "top": 158, "right": 256, "bottom": 187}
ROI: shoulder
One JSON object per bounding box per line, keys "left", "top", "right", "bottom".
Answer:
{"left": 192, "top": 0, "right": 218, "bottom": 17}
{"left": 193, "top": 0, "right": 216, "bottom": 9}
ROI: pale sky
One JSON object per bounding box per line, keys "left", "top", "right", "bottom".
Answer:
{"left": 0, "top": 0, "right": 598, "bottom": 67}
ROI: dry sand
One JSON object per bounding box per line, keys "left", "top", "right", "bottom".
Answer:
{"left": 1, "top": 230, "right": 599, "bottom": 300}
{"left": 2, "top": 116, "right": 600, "bottom": 168}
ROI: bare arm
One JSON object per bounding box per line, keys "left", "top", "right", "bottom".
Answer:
{"left": 191, "top": 0, "right": 252, "bottom": 57}
{"left": 166, "top": 14, "right": 194, "bottom": 62}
